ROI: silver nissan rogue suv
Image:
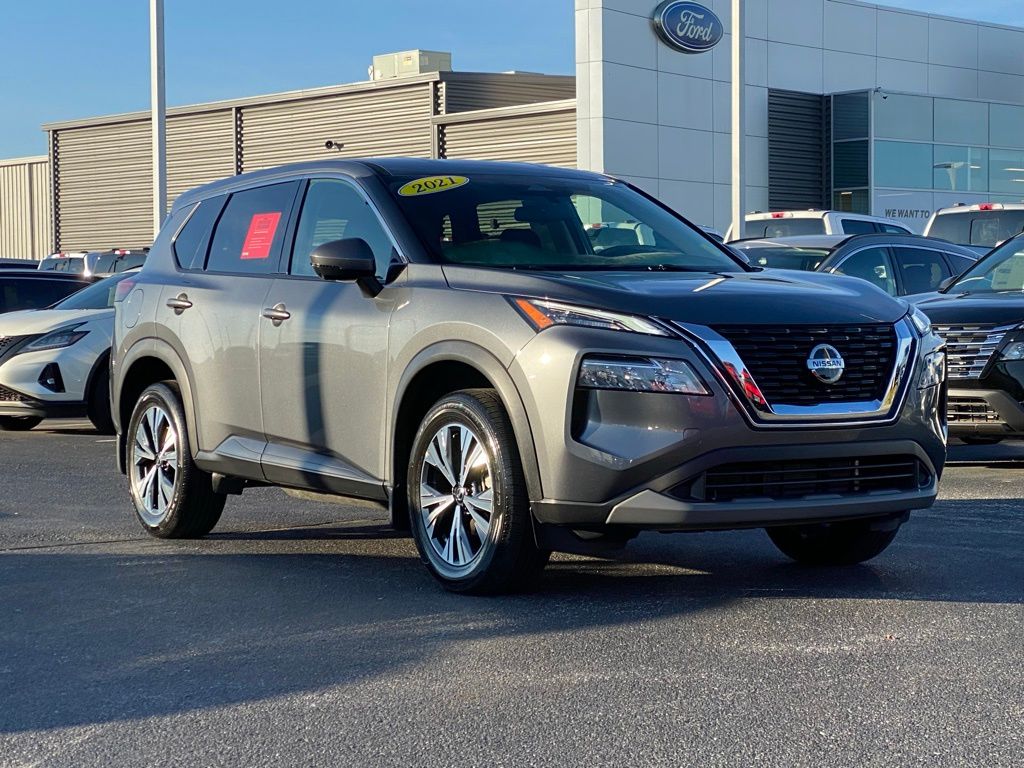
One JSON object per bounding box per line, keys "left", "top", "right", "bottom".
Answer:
{"left": 111, "top": 159, "right": 947, "bottom": 593}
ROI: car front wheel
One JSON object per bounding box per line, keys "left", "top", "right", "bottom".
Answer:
{"left": 408, "top": 389, "right": 548, "bottom": 594}
{"left": 767, "top": 517, "right": 902, "bottom": 566}
{"left": 0, "top": 416, "right": 43, "bottom": 431}
{"left": 127, "top": 382, "right": 225, "bottom": 538}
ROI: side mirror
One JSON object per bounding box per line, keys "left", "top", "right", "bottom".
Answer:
{"left": 310, "top": 238, "right": 376, "bottom": 281}
{"left": 939, "top": 276, "right": 956, "bottom": 292}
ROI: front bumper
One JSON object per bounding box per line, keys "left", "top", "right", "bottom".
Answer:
{"left": 946, "top": 361, "right": 1024, "bottom": 438}
{"left": 510, "top": 324, "right": 946, "bottom": 532}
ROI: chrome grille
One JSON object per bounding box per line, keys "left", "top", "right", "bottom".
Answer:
{"left": 947, "top": 396, "right": 1002, "bottom": 424}
{"left": 934, "top": 324, "right": 1015, "bottom": 379}
{"left": 711, "top": 324, "right": 897, "bottom": 405}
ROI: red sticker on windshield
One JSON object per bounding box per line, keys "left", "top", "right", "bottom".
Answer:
{"left": 240, "top": 212, "right": 282, "bottom": 260}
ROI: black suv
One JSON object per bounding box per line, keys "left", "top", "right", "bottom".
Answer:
{"left": 112, "top": 159, "right": 947, "bottom": 593}
{"left": 915, "top": 233, "right": 1024, "bottom": 444}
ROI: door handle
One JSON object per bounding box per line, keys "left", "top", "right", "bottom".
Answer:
{"left": 166, "top": 294, "right": 193, "bottom": 314}
{"left": 262, "top": 303, "right": 291, "bottom": 326}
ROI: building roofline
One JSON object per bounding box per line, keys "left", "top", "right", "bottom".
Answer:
{"left": 432, "top": 98, "right": 576, "bottom": 125}
{"left": 841, "top": 0, "right": 1024, "bottom": 34}
{"left": 40, "top": 70, "right": 575, "bottom": 132}
{"left": 0, "top": 155, "right": 48, "bottom": 167}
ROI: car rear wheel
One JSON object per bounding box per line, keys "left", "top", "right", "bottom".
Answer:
{"left": 127, "top": 382, "right": 224, "bottom": 538}
{"left": 0, "top": 416, "right": 43, "bottom": 431}
{"left": 767, "top": 517, "right": 901, "bottom": 566}
{"left": 408, "top": 389, "right": 548, "bottom": 594}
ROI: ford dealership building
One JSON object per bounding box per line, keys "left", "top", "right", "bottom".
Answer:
{"left": 2, "top": 0, "right": 1024, "bottom": 255}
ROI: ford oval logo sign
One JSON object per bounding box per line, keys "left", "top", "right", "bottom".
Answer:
{"left": 653, "top": 1, "right": 724, "bottom": 54}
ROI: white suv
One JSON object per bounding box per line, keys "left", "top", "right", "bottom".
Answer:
{"left": 728, "top": 211, "right": 912, "bottom": 241}
{"left": 0, "top": 271, "right": 136, "bottom": 432}
{"left": 924, "top": 203, "right": 1024, "bottom": 252}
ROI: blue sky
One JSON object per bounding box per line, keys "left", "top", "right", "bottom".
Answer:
{"left": 0, "top": 0, "right": 1019, "bottom": 158}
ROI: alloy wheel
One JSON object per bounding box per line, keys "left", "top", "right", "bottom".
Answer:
{"left": 131, "top": 404, "right": 179, "bottom": 526}
{"left": 419, "top": 422, "right": 494, "bottom": 568}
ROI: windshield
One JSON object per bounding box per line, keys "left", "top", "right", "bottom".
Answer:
{"left": 949, "top": 236, "right": 1024, "bottom": 294}
{"left": 53, "top": 272, "right": 133, "bottom": 310}
{"left": 387, "top": 174, "right": 742, "bottom": 272}
{"left": 733, "top": 244, "right": 831, "bottom": 271}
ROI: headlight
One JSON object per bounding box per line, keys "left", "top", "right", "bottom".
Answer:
{"left": 578, "top": 357, "right": 710, "bottom": 395}
{"left": 1000, "top": 341, "right": 1024, "bottom": 361}
{"left": 919, "top": 350, "right": 945, "bottom": 389}
{"left": 908, "top": 306, "right": 932, "bottom": 336}
{"left": 21, "top": 324, "right": 89, "bottom": 353}
{"left": 511, "top": 297, "right": 670, "bottom": 337}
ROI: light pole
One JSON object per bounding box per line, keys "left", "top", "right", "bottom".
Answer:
{"left": 730, "top": 0, "right": 745, "bottom": 240}
{"left": 151, "top": 0, "right": 167, "bottom": 236}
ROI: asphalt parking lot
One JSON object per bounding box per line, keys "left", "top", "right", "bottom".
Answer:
{"left": 1, "top": 422, "right": 1021, "bottom": 767}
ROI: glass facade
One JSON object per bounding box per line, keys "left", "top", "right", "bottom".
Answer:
{"left": 831, "top": 92, "right": 1024, "bottom": 229}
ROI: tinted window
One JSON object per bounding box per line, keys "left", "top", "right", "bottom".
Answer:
{"left": 733, "top": 245, "right": 830, "bottom": 271}
{"left": 206, "top": 184, "right": 298, "bottom": 274}
{"left": 833, "top": 247, "right": 896, "bottom": 295}
{"left": 944, "top": 252, "right": 975, "bottom": 275}
{"left": 53, "top": 272, "right": 135, "bottom": 310}
{"left": 39, "top": 258, "right": 85, "bottom": 274}
{"left": 927, "top": 213, "right": 971, "bottom": 244}
{"left": 840, "top": 219, "right": 877, "bottom": 234}
{"left": 291, "top": 180, "right": 394, "bottom": 278}
{"left": 879, "top": 223, "right": 910, "bottom": 234}
{"left": 0, "top": 278, "right": 86, "bottom": 313}
{"left": 752, "top": 219, "right": 826, "bottom": 238}
{"left": 173, "top": 197, "right": 225, "bottom": 270}
{"left": 894, "top": 248, "right": 950, "bottom": 295}
{"left": 969, "top": 212, "right": 1024, "bottom": 248}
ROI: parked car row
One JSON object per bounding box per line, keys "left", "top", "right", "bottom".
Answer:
{"left": 2, "top": 158, "right": 1019, "bottom": 594}
{"left": 39, "top": 248, "right": 148, "bottom": 278}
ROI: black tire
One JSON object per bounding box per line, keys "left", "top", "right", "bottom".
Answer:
{"left": 0, "top": 416, "right": 43, "bottom": 431}
{"left": 87, "top": 363, "right": 115, "bottom": 435}
{"left": 767, "top": 518, "right": 901, "bottom": 566}
{"left": 960, "top": 435, "right": 1004, "bottom": 446}
{"left": 408, "top": 389, "right": 548, "bottom": 594}
{"left": 126, "top": 382, "right": 225, "bottom": 538}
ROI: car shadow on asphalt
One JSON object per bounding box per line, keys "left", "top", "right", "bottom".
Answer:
{"left": 0, "top": 498, "right": 1020, "bottom": 735}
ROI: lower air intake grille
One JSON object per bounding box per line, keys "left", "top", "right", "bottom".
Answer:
{"left": 0, "top": 385, "right": 26, "bottom": 402}
{"left": 711, "top": 324, "right": 897, "bottom": 405}
{"left": 680, "top": 455, "right": 927, "bottom": 503}
{"left": 947, "top": 396, "right": 1002, "bottom": 424}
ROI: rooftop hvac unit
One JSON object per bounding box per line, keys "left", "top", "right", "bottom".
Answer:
{"left": 371, "top": 50, "right": 452, "bottom": 80}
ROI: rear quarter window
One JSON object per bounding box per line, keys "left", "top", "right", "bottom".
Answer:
{"left": 839, "top": 219, "right": 877, "bottom": 234}
{"left": 172, "top": 196, "right": 226, "bottom": 270}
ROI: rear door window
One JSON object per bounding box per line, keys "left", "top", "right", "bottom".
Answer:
{"left": 893, "top": 247, "right": 951, "bottom": 295}
{"left": 944, "top": 252, "right": 975, "bottom": 275}
{"left": 206, "top": 183, "right": 299, "bottom": 274}
{"left": 879, "top": 223, "right": 911, "bottom": 234}
{"left": 832, "top": 246, "right": 897, "bottom": 295}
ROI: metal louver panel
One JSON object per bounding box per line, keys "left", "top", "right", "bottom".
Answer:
{"left": 439, "top": 101, "right": 576, "bottom": 168}
{"left": 768, "top": 89, "right": 827, "bottom": 211}
{"left": 441, "top": 73, "right": 576, "bottom": 114}
{"left": 240, "top": 83, "right": 434, "bottom": 172}
{"left": 167, "top": 109, "right": 236, "bottom": 203}
{"left": 0, "top": 157, "right": 51, "bottom": 259}
{"left": 55, "top": 122, "right": 151, "bottom": 250}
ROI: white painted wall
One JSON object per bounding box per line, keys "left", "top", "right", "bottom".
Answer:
{"left": 576, "top": 0, "right": 1024, "bottom": 231}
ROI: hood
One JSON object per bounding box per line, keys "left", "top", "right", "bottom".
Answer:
{"left": 443, "top": 267, "right": 909, "bottom": 326}
{"left": 0, "top": 308, "right": 112, "bottom": 337}
{"left": 913, "top": 290, "right": 1024, "bottom": 327}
